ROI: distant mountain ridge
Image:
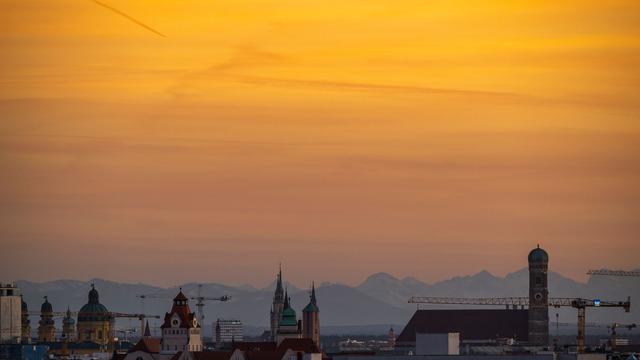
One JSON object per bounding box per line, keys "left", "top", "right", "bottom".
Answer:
{"left": 16, "top": 268, "right": 640, "bottom": 337}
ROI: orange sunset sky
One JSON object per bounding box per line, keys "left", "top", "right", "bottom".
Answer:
{"left": 1, "top": 0, "right": 639, "bottom": 287}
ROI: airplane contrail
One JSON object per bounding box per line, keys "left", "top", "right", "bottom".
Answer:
{"left": 92, "top": 0, "right": 166, "bottom": 37}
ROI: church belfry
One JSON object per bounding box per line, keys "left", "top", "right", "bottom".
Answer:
{"left": 528, "top": 245, "right": 549, "bottom": 346}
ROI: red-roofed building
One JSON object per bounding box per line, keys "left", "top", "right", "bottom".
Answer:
{"left": 160, "top": 290, "right": 203, "bottom": 354}
{"left": 166, "top": 339, "right": 321, "bottom": 360}
{"left": 119, "top": 337, "right": 163, "bottom": 360}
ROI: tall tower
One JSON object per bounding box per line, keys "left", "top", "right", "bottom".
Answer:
{"left": 21, "top": 296, "right": 31, "bottom": 344}
{"left": 270, "top": 265, "right": 285, "bottom": 341}
{"left": 62, "top": 307, "right": 76, "bottom": 342}
{"left": 37, "top": 296, "right": 56, "bottom": 343}
{"left": 302, "top": 282, "right": 320, "bottom": 348}
{"left": 528, "top": 245, "right": 549, "bottom": 346}
{"left": 160, "top": 290, "right": 203, "bottom": 354}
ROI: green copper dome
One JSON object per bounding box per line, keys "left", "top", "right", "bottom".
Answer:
{"left": 528, "top": 245, "right": 549, "bottom": 264}
{"left": 279, "top": 291, "right": 297, "bottom": 326}
{"left": 78, "top": 284, "right": 111, "bottom": 322}
{"left": 280, "top": 307, "right": 297, "bottom": 326}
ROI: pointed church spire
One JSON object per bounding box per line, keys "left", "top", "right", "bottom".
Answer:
{"left": 311, "top": 282, "right": 317, "bottom": 304}
{"left": 276, "top": 264, "right": 283, "bottom": 292}
{"left": 284, "top": 288, "right": 290, "bottom": 309}
{"left": 144, "top": 320, "right": 151, "bottom": 337}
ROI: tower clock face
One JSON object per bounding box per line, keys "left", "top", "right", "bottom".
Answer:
{"left": 172, "top": 319, "right": 179, "bottom": 327}
{"left": 534, "top": 292, "right": 543, "bottom": 302}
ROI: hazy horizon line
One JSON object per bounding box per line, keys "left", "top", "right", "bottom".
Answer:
{"left": 11, "top": 265, "right": 638, "bottom": 291}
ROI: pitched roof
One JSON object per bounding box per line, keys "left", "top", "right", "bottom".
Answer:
{"left": 162, "top": 291, "right": 199, "bottom": 329}
{"left": 175, "top": 291, "right": 189, "bottom": 301}
{"left": 112, "top": 352, "right": 127, "bottom": 360}
{"left": 191, "top": 351, "right": 234, "bottom": 360}
{"left": 232, "top": 341, "right": 277, "bottom": 352}
{"left": 397, "top": 309, "right": 529, "bottom": 343}
{"left": 238, "top": 339, "right": 320, "bottom": 360}
{"left": 244, "top": 350, "right": 282, "bottom": 360}
{"left": 129, "top": 337, "right": 161, "bottom": 353}
{"left": 276, "top": 338, "right": 320, "bottom": 358}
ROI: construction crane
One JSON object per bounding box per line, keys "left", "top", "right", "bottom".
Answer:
{"left": 27, "top": 311, "right": 78, "bottom": 317}
{"left": 408, "top": 296, "right": 631, "bottom": 353}
{"left": 587, "top": 270, "right": 640, "bottom": 277}
{"left": 110, "top": 312, "right": 160, "bottom": 337}
{"left": 191, "top": 284, "right": 231, "bottom": 326}
{"left": 608, "top": 323, "right": 636, "bottom": 351}
{"left": 137, "top": 286, "right": 230, "bottom": 327}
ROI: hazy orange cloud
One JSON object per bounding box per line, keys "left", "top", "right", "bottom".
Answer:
{"left": 0, "top": 0, "right": 639, "bottom": 286}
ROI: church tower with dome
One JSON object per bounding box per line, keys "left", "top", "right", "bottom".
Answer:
{"left": 76, "top": 284, "right": 114, "bottom": 345}
{"left": 528, "top": 245, "right": 549, "bottom": 346}
{"left": 276, "top": 289, "right": 302, "bottom": 344}
{"left": 21, "top": 296, "right": 31, "bottom": 344}
{"left": 37, "top": 296, "right": 55, "bottom": 342}
{"left": 62, "top": 307, "right": 77, "bottom": 342}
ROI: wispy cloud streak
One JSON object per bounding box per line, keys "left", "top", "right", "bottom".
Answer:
{"left": 92, "top": 0, "right": 166, "bottom": 38}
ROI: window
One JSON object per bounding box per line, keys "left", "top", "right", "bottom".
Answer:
{"left": 535, "top": 276, "right": 542, "bottom": 285}
{"left": 98, "top": 330, "right": 103, "bottom": 339}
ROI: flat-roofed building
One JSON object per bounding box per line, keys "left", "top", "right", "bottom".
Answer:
{"left": 215, "top": 319, "right": 244, "bottom": 347}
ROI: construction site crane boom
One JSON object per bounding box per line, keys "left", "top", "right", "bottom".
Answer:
{"left": 110, "top": 312, "right": 161, "bottom": 337}
{"left": 408, "top": 296, "right": 631, "bottom": 353}
{"left": 192, "top": 284, "right": 231, "bottom": 325}
{"left": 587, "top": 270, "right": 640, "bottom": 277}
{"left": 27, "top": 311, "right": 78, "bottom": 317}
{"left": 137, "top": 285, "right": 231, "bottom": 327}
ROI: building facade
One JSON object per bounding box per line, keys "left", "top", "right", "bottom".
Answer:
{"left": 528, "top": 245, "right": 549, "bottom": 346}
{"left": 0, "top": 283, "right": 22, "bottom": 344}
{"left": 76, "top": 284, "right": 114, "bottom": 345}
{"left": 160, "top": 290, "right": 203, "bottom": 354}
{"left": 215, "top": 319, "right": 244, "bottom": 347}
{"left": 270, "top": 266, "right": 286, "bottom": 341}
{"left": 302, "top": 283, "right": 320, "bottom": 348}
{"left": 37, "top": 296, "right": 55, "bottom": 343}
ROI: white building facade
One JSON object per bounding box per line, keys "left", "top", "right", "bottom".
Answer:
{"left": 0, "top": 283, "right": 22, "bottom": 344}
{"left": 215, "top": 318, "right": 244, "bottom": 345}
